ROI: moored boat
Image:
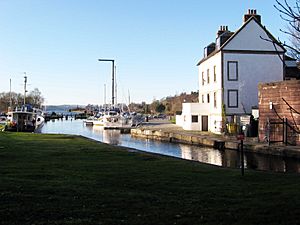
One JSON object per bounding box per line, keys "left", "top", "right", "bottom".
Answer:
{"left": 0, "top": 115, "right": 7, "bottom": 131}
{"left": 6, "top": 105, "right": 45, "bottom": 132}
{"left": 84, "top": 113, "right": 105, "bottom": 126}
{"left": 101, "top": 109, "right": 143, "bottom": 129}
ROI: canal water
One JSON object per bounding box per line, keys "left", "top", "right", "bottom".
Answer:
{"left": 41, "top": 119, "right": 300, "bottom": 173}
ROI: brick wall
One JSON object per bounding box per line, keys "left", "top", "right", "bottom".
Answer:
{"left": 258, "top": 80, "right": 300, "bottom": 145}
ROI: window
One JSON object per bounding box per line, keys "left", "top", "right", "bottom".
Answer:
{"left": 207, "top": 69, "right": 210, "bottom": 84}
{"left": 214, "top": 92, "right": 217, "bottom": 108}
{"left": 207, "top": 93, "right": 210, "bottom": 103}
{"left": 202, "top": 94, "right": 204, "bottom": 103}
{"left": 214, "top": 65, "right": 216, "bottom": 82}
{"left": 227, "top": 61, "right": 238, "bottom": 81}
{"left": 192, "top": 115, "right": 198, "bottom": 123}
{"left": 227, "top": 89, "right": 238, "bottom": 108}
{"left": 202, "top": 72, "right": 204, "bottom": 85}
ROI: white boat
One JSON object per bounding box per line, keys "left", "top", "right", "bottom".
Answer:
{"left": 6, "top": 105, "right": 45, "bottom": 132}
{"left": 84, "top": 113, "right": 105, "bottom": 126}
{"left": 92, "top": 117, "right": 105, "bottom": 126}
{"left": 4, "top": 76, "right": 45, "bottom": 132}
{"left": 101, "top": 110, "right": 143, "bottom": 129}
{"left": 84, "top": 116, "right": 97, "bottom": 126}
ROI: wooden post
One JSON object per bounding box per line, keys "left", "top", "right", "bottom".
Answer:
{"left": 237, "top": 133, "right": 245, "bottom": 176}
{"left": 241, "top": 139, "right": 244, "bottom": 176}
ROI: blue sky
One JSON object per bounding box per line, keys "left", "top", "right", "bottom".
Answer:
{"left": 0, "top": 0, "right": 289, "bottom": 105}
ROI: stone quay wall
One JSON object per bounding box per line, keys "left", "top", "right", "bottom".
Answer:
{"left": 130, "top": 129, "right": 228, "bottom": 150}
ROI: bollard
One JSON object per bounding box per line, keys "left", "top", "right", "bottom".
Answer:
{"left": 237, "top": 133, "right": 245, "bottom": 176}
{"left": 240, "top": 139, "right": 244, "bottom": 176}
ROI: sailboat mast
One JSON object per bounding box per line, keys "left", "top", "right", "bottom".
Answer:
{"left": 104, "top": 84, "right": 106, "bottom": 107}
{"left": 128, "top": 89, "right": 131, "bottom": 112}
{"left": 9, "top": 78, "right": 12, "bottom": 108}
{"left": 23, "top": 73, "right": 27, "bottom": 105}
{"left": 128, "top": 89, "right": 130, "bottom": 105}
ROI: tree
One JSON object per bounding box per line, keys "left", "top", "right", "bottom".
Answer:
{"left": 0, "top": 88, "right": 44, "bottom": 112}
{"left": 156, "top": 103, "right": 165, "bottom": 113}
{"left": 150, "top": 100, "right": 160, "bottom": 114}
{"left": 275, "top": 0, "right": 300, "bottom": 60}
{"left": 0, "top": 92, "right": 23, "bottom": 112}
{"left": 0, "top": 92, "right": 10, "bottom": 112}
{"left": 27, "top": 88, "right": 44, "bottom": 108}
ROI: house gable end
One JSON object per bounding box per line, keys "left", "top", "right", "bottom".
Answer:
{"left": 222, "top": 18, "right": 285, "bottom": 53}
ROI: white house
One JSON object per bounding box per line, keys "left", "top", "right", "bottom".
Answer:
{"left": 176, "top": 9, "right": 285, "bottom": 133}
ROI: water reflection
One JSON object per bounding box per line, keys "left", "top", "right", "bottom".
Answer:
{"left": 224, "top": 150, "right": 240, "bottom": 168}
{"left": 89, "top": 125, "right": 121, "bottom": 145}
{"left": 244, "top": 152, "right": 300, "bottom": 173}
{"left": 180, "top": 145, "right": 243, "bottom": 168}
{"left": 41, "top": 119, "right": 300, "bottom": 173}
{"left": 180, "top": 144, "right": 223, "bottom": 166}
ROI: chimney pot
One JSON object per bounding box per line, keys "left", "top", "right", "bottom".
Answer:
{"left": 244, "top": 9, "right": 261, "bottom": 23}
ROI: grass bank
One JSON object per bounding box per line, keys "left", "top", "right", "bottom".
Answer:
{"left": 1, "top": 132, "right": 300, "bottom": 225}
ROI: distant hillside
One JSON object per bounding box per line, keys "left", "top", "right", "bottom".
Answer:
{"left": 161, "top": 91, "right": 198, "bottom": 115}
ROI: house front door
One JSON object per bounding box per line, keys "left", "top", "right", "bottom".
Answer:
{"left": 201, "top": 115, "right": 208, "bottom": 131}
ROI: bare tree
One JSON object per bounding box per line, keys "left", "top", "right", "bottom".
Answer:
{"left": 0, "top": 88, "right": 44, "bottom": 112}
{"left": 0, "top": 92, "right": 23, "bottom": 112}
{"left": 275, "top": 0, "right": 300, "bottom": 60}
{"left": 27, "top": 88, "right": 44, "bottom": 108}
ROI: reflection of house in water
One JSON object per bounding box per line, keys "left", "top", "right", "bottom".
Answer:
{"left": 180, "top": 145, "right": 300, "bottom": 173}
{"left": 179, "top": 144, "right": 223, "bottom": 166}
{"left": 223, "top": 150, "right": 240, "bottom": 168}
{"left": 180, "top": 146, "right": 242, "bottom": 169}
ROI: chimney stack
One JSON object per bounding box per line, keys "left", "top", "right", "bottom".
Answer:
{"left": 243, "top": 9, "right": 261, "bottom": 23}
{"left": 216, "top": 25, "right": 229, "bottom": 37}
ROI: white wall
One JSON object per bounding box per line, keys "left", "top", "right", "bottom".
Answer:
{"left": 198, "top": 52, "right": 223, "bottom": 132}
{"left": 222, "top": 18, "right": 284, "bottom": 115}
{"left": 198, "top": 52, "right": 222, "bottom": 101}
{"left": 223, "top": 53, "right": 283, "bottom": 115}
{"left": 223, "top": 19, "right": 285, "bottom": 52}
{"left": 176, "top": 115, "right": 184, "bottom": 127}
{"left": 177, "top": 103, "right": 205, "bottom": 130}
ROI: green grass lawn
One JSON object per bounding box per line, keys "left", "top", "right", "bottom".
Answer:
{"left": 1, "top": 132, "right": 300, "bottom": 225}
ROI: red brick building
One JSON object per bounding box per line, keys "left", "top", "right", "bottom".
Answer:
{"left": 258, "top": 80, "right": 300, "bottom": 145}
